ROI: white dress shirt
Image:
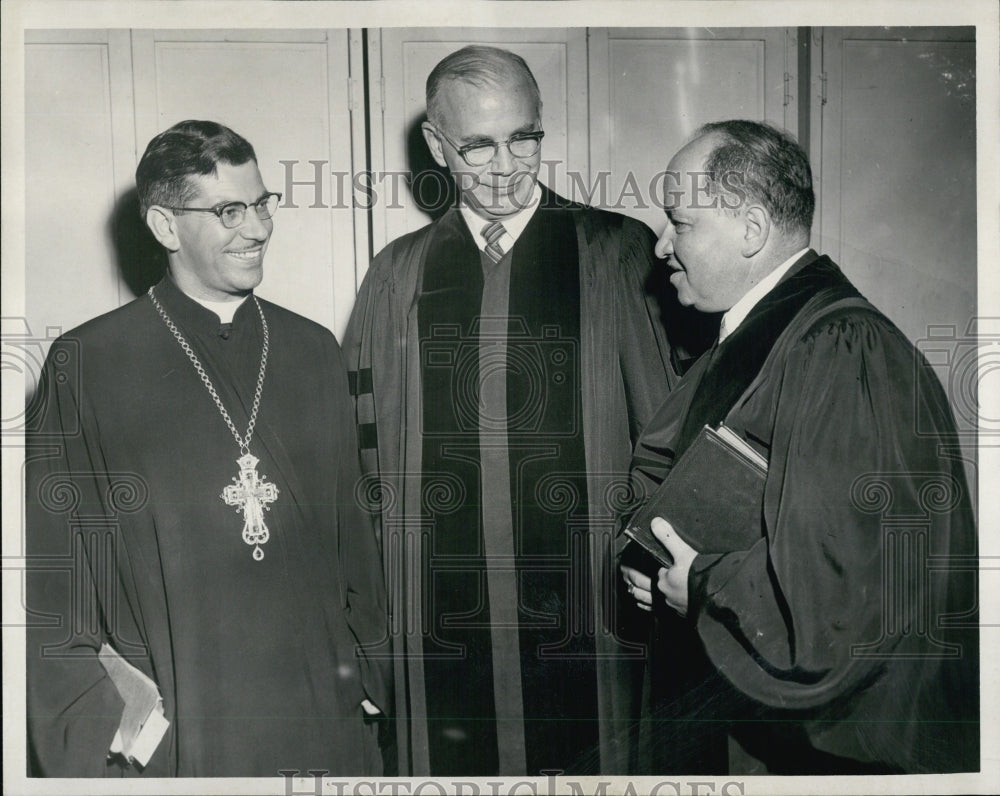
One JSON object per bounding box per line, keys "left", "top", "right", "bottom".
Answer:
{"left": 460, "top": 183, "right": 543, "bottom": 257}
{"left": 718, "top": 248, "right": 810, "bottom": 342}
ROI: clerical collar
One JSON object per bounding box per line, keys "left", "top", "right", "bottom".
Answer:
{"left": 154, "top": 276, "right": 256, "bottom": 336}
{"left": 188, "top": 293, "right": 250, "bottom": 324}
{"left": 460, "top": 182, "right": 542, "bottom": 255}
{"left": 719, "top": 248, "right": 811, "bottom": 342}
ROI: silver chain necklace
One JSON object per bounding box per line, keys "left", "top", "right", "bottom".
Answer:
{"left": 148, "top": 286, "right": 279, "bottom": 561}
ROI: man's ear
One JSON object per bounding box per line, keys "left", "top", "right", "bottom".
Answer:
{"left": 742, "top": 205, "right": 770, "bottom": 258}
{"left": 145, "top": 206, "right": 180, "bottom": 252}
{"left": 421, "top": 121, "right": 449, "bottom": 169}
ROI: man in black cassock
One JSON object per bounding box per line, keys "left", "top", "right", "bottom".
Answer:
{"left": 343, "top": 45, "right": 710, "bottom": 777}
{"left": 25, "top": 120, "right": 390, "bottom": 777}
{"left": 621, "top": 120, "right": 979, "bottom": 774}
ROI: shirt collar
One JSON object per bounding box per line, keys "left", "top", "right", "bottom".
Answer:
{"left": 154, "top": 274, "right": 254, "bottom": 334}
{"left": 719, "top": 248, "right": 811, "bottom": 342}
{"left": 460, "top": 183, "right": 542, "bottom": 252}
{"left": 189, "top": 294, "right": 250, "bottom": 324}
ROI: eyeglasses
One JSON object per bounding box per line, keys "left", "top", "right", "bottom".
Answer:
{"left": 433, "top": 127, "right": 545, "bottom": 167}
{"left": 164, "top": 192, "right": 282, "bottom": 229}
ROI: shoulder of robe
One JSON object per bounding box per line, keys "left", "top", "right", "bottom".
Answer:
{"left": 795, "top": 300, "right": 908, "bottom": 357}
{"left": 52, "top": 293, "right": 154, "bottom": 348}
{"left": 255, "top": 297, "right": 336, "bottom": 341}
{"left": 368, "top": 218, "right": 441, "bottom": 285}
{"left": 785, "top": 302, "right": 948, "bottom": 416}
{"left": 40, "top": 295, "right": 160, "bottom": 376}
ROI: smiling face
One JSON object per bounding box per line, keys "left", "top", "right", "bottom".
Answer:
{"left": 165, "top": 160, "right": 273, "bottom": 302}
{"left": 423, "top": 77, "right": 542, "bottom": 220}
{"left": 654, "top": 135, "right": 755, "bottom": 313}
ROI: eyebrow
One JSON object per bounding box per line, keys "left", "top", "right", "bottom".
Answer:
{"left": 458, "top": 124, "right": 540, "bottom": 145}
{"left": 209, "top": 190, "right": 271, "bottom": 207}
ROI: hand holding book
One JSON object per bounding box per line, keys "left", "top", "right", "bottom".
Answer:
{"left": 623, "top": 424, "right": 767, "bottom": 568}
{"left": 621, "top": 517, "right": 699, "bottom": 615}
{"left": 651, "top": 517, "right": 698, "bottom": 614}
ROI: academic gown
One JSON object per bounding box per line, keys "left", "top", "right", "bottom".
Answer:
{"left": 343, "top": 186, "right": 706, "bottom": 776}
{"left": 630, "top": 252, "right": 979, "bottom": 774}
{"left": 25, "top": 276, "right": 391, "bottom": 777}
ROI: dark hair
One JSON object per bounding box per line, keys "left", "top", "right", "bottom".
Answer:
{"left": 136, "top": 120, "right": 257, "bottom": 217}
{"left": 696, "top": 120, "right": 814, "bottom": 234}
{"left": 426, "top": 45, "right": 542, "bottom": 129}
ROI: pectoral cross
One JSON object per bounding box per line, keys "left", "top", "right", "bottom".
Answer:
{"left": 221, "top": 452, "right": 279, "bottom": 561}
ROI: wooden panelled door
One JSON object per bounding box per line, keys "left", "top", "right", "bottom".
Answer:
{"left": 811, "top": 26, "right": 977, "bottom": 493}
{"left": 24, "top": 30, "right": 136, "bottom": 346}
{"left": 588, "top": 27, "right": 798, "bottom": 234}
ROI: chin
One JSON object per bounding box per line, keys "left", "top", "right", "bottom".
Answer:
{"left": 472, "top": 196, "right": 516, "bottom": 218}
{"left": 491, "top": 205, "right": 522, "bottom": 218}
{"left": 230, "top": 270, "right": 264, "bottom": 293}
{"left": 477, "top": 185, "right": 535, "bottom": 217}
{"left": 671, "top": 281, "right": 696, "bottom": 308}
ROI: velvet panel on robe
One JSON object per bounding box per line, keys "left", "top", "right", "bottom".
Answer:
{"left": 416, "top": 205, "right": 596, "bottom": 775}
{"left": 25, "top": 277, "right": 391, "bottom": 777}
{"left": 630, "top": 253, "right": 979, "bottom": 774}
{"left": 343, "top": 186, "right": 699, "bottom": 776}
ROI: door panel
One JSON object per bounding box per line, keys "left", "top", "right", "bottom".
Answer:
{"left": 813, "top": 26, "right": 977, "bottom": 493}
{"left": 25, "top": 30, "right": 135, "bottom": 346}
{"left": 815, "top": 29, "right": 975, "bottom": 344}
{"left": 589, "top": 27, "right": 797, "bottom": 234}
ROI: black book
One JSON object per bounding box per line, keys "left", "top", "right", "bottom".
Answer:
{"left": 624, "top": 424, "right": 768, "bottom": 568}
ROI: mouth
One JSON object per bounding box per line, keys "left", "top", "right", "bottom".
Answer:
{"left": 484, "top": 172, "right": 534, "bottom": 192}
{"left": 226, "top": 246, "right": 264, "bottom": 263}
{"left": 483, "top": 182, "right": 522, "bottom": 196}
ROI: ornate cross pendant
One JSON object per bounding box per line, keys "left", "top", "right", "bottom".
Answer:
{"left": 221, "top": 453, "right": 280, "bottom": 560}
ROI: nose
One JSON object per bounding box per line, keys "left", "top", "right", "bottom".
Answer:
{"left": 654, "top": 221, "right": 675, "bottom": 259}
{"left": 240, "top": 206, "right": 271, "bottom": 241}
{"left": 489, "top": 142, "right": 518, "bottom": 176}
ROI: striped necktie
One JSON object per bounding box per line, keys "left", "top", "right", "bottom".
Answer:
{"left": 482, "top": 220, "right": 507, "bottom": 263}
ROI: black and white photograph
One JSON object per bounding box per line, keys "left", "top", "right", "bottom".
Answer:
{"left": 2, "top": 1, "right": 997, "bottom": 794}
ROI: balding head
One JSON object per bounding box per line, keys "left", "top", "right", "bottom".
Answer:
{"left": 693, "top": 120, "right": 814, "bottom": 238}
{"left": 426, "top": 45, "right": 542, "bottom": 130}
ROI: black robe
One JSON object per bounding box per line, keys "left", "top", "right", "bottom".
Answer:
{"left": 343, "top": 187, "right": 709, "bottom": 776}
{"left": 25, "top": 277, "right": 390, "bottom": 777}
{"left": 630, "top": 252, "right": 979, "bottom": 774}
